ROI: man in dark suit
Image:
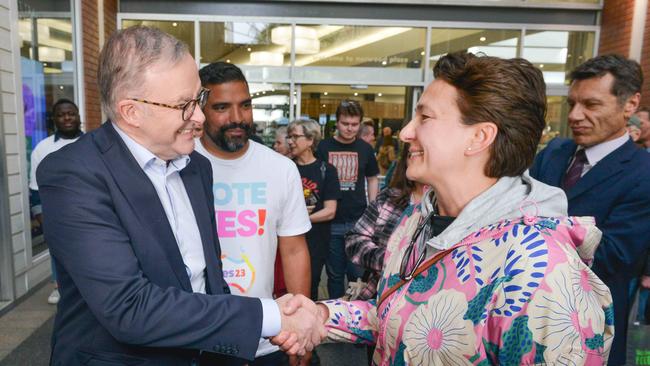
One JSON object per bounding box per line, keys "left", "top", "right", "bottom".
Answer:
{"left": 37, "top": 26, "right": 324, "bottom": 366}
{"left": 530, "top": 54, "right": 650, "bottom": 365}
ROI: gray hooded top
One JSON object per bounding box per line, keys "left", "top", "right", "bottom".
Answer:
{"left": 422, "top": 171, "right": 569, "bottom": 251}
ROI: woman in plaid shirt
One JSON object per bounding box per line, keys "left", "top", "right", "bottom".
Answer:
{"left": 345, "top": 145, "right": 425, "bottom": 300}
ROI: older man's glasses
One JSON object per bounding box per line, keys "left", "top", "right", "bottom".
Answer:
{"left": 128, "top": 87, "right": 210, "bottom": 121}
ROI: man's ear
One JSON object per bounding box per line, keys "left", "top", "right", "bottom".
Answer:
{"left": 116, "top": 100, "right": 142, "bottom": 128}
{"left": 465, "top": 122, "right": 498, "bottom": 156}
{"left": 624, "top": 92, "right": 641, "bottom": 119}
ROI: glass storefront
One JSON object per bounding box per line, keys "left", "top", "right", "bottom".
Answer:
{"left": 298, "top": 84, "right": 410, "bottom": 138}
{"left": 19, "top": 0, "right": 78, "bottom": 256}
{"left": 122, "top": 20, "right": 195, "bottom": 57}
{"left": 119, "top": 18, "right": 598, "bottom": 150}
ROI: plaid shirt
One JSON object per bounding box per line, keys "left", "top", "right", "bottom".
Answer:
{"left": 345, "top": 187, "right": 411, "bottom": 300}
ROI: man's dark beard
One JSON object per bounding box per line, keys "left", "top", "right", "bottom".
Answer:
{"left": 207, "top": 121, "right": 253, "bottom": 153}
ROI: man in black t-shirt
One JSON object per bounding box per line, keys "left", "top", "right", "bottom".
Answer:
{"left": 316, "top": 100, "right": 379, "bottom": 299}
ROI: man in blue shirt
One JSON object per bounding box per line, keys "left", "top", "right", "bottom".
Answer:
{"left": 530, "top": 54, "right": 650, "bottom": 366}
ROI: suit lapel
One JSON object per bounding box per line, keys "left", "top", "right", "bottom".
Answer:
{"left": 567, "top": 139, "right": 634, "bottom": 201}
{"left": 95, "top": 123, "right": 192, "bottom": 291}
{"left": 546, "top": 141, "right": 576, "bottom": 187}
{"left": 179, "top": 161, "right": 221, "bottom": 295}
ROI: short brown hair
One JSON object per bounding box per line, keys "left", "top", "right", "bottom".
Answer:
{"left": 335, "top": 99, "right": 364, "bottom": 122}
{"left": 434, "top": 52, "right": 547, "bottom": 177}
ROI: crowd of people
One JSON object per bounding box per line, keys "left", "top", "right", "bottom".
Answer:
{"left": 28, "top": 25, "right": 650, "bottom": 366}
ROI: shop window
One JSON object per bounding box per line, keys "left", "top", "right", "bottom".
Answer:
{"left": 429, "top": 28, "right": 521, "bottom": 60}
{"left": 523, "top": 30, "right": 596, "bottom": 84}
{"left": 122, "top": 20, "right": 195, "bottom": 57}
{"left": 19, "top": 0, "right": 76, "bottom": 256}
{"left": 292, "top": 25, "right": 425, "bottom": 69}
{"left": 200, "top": 22, "right": 291, "bottom": 66}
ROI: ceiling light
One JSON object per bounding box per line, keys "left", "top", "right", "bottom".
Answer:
{"left": 272, "top": 26, "right": 320, "bottom": 54}
{"left": 59, "top": 85, "right": 64, "bottom": 90}
{"left": 322, "top": 104, "right": 326, "bottom": 107}
{"left": 420, "top": 51, "right": 425, "bottom": 56}
{"left": 172, "top": 22, "right": 178, "bottom": 27}
{"left": 247, "top": 47, "right": 252, "bottom": 52}
{"left": 381, "top": 60, "right": 387, "bottom": 66}
{"left": 249, "top": 51, "right": 284, "bottom": 66}
{"left": 539, "top": 64, "right": 544, "bottom": 68}
{"left": 226, "top": 59, "right": 231, "bottom": 63}
{"left": 480, "top": 36, "right": 486, "bottom": 42}
{"left": 323, "top": 92, "right": 328, "bottom": 96}
{"left": 354, "top": 92, "right": 358, "bottom": 96}
{"left": 378, "top": 93, "right": 383, "bottom": 97}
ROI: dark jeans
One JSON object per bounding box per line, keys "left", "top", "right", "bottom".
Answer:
{"left": 326, "top": 222, "right": 364, "bottom": 299}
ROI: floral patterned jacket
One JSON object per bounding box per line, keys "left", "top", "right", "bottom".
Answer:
{"left": 323, "top": 205, "right": 614, "bottom": 365}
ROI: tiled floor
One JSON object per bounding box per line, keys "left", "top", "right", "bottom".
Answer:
{"left": 1, "top": 279, "right": 649, "bottom": 365}
{"left": 0, "top": 284, "right": 56, "bottom": 363}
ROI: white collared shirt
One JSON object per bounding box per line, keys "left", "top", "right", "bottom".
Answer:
{"left": 574, "top": 132, "right": 630, "bottom": 177}
{"left": 113, "top": 123, "right": 206, "bottom": 294}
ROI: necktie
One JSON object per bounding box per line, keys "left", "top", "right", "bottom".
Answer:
{"left": 562, "top": 148, "right": 588, "bottom": 191}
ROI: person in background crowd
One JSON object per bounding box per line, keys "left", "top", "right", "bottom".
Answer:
{"left": 28, "top": 98, "right": 83, "bottom": 305}
{"left": 359, "top": 118, "right": 376, "bottom": 147}
{"left": 273, "top": 126, "right": 292, "bottom": 158}
{"left": 374, "top": 126, "right": 399, "bottom": 153}
{"left": 278, "top": 51, "right": 614, "bottom": 365}
{"left": 316, "top": 100, "right": 379, "bottom": 299}
{"left": 635, "top": 106, "right": 650, "bottom": 151}
{"left": 345, "top": 143, "right": 425, "bottom": 301}
{"left": 286, "top": 118, "right": 341, "bottom": 302}
{"left": 530, "top": 54, "right": 650, "bottom": 366}
{"left": 626, "top": 115, "right": 642, "bottom": 143}
{"left": 38, "top": 26, "right": 324, "bottom": 366}
{"left": 376, "top": 134, "right": 397, "bottom": 176}
{"left": 196, "top": 61, "right": 313, "bottom": 365}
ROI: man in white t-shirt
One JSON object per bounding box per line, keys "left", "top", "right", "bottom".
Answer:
{"left": 196, "top": 62, "right": 312, "bottom": 366}
{"left": 29, "top": 98, "right": 83, "bottom": 305}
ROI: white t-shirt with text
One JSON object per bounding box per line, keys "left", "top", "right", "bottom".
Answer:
{"left": 195, "top": 139, "right": 311, "bottom": 357}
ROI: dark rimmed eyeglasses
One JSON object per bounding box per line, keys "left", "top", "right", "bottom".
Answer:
{"left": 399, "top": 211, "right": 435, "bottom": 281}
{"left": 128, "top": 87, "right": 210, "bottom": 121}
{"left": 285, "top": 134, "right": 306, "bottom": 142}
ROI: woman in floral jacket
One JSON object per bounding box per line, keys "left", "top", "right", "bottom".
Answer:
{"left": 311, "top": 52, "right": 614, "bottom": 365}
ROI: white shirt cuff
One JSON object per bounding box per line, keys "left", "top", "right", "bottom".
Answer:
{"left": 260, "top": 298, "right": 282, "bottom": 337}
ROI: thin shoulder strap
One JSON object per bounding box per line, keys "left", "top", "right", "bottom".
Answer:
{"left": 378, "top": 246, "right": 456, "bottom": 307}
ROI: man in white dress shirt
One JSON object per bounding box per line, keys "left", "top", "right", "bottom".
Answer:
{"left": 37, "top": 26, "right": 324, "bottom": 366}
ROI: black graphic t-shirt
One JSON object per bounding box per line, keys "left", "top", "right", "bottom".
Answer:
{"left": 316, "top": 137, "right": 379, "bottom": 223}
{"left": 296, "top": 159, "right": 341, "bottom": 259}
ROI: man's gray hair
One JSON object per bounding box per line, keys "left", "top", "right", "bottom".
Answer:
{"left": 98, "top": 26, "right": 189, "bottom": 121}
{"left": 359, "top": 123, "right": 374, "bottom": 137}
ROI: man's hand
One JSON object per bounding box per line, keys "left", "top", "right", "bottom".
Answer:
{"left": 641, "top": 275, "right": 650, "bottom": 289}
{"left": 270, "top": 294, "right": 327, "bottom": 356}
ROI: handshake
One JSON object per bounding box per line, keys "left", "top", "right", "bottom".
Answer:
{"left": 270, "top": 294, "right": 329, "bottom": 356}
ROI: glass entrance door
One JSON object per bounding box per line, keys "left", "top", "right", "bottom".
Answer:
{"left": 296, "top": 84, "right": 421, "bottom": 141}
